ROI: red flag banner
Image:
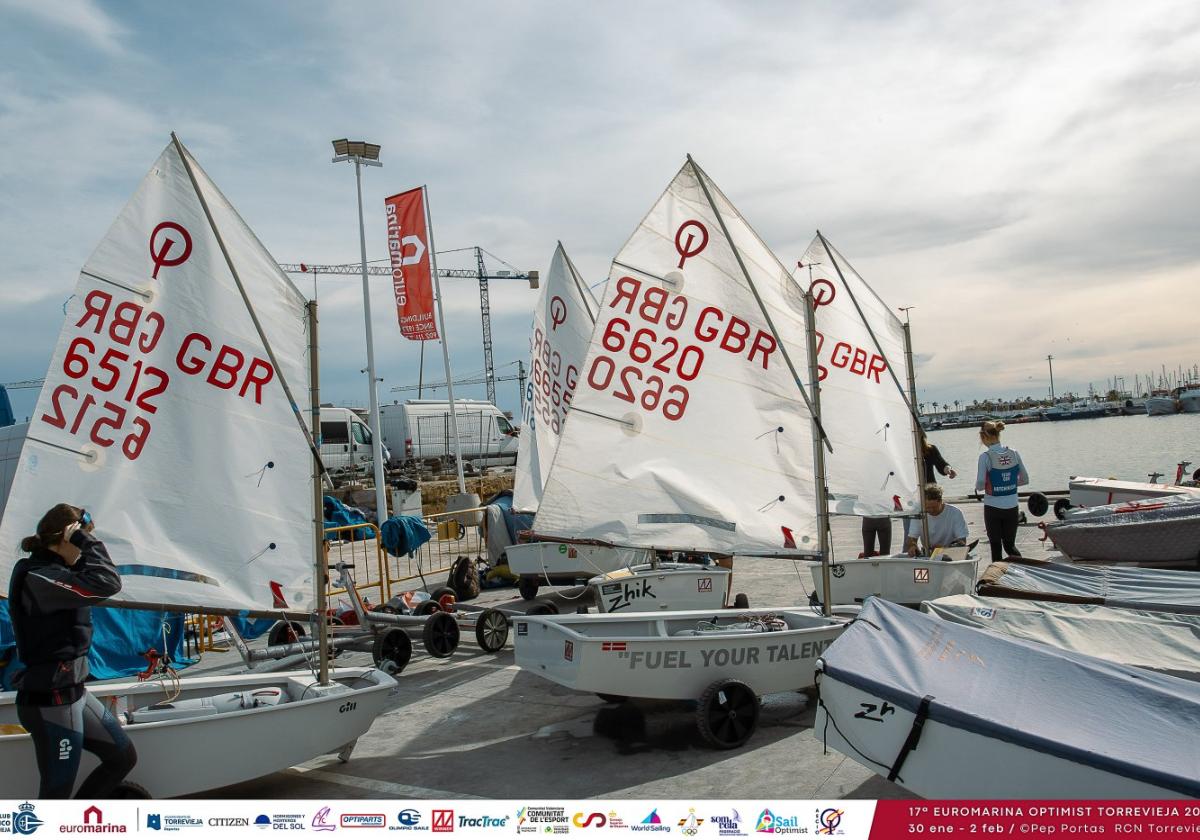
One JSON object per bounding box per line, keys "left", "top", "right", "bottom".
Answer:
{"left": 384, "top": 187, "right": 439, "bottom": 341}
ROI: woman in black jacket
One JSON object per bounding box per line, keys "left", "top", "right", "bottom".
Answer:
{"left": 9, "top": 503, "right": 136, "bottom": 798}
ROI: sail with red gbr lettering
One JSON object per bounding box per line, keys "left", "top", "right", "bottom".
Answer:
{"left": 0, "top": 139, "right": 317, "bottom": 613}
{"left": 796, "top": 235, "right": 920, "bottom": 517}
{"left": 533, "top": 159, "right": 821, "bottom": 555}
{"left": 512, "top": 243, "right": 597, "bottom": 512}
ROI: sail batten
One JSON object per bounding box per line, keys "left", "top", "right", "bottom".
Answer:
{"left": 0, "top": 139, "right": 316, "bottom": 615}
{"left": 533, "top": 160, "right": 820, "bottom": 555}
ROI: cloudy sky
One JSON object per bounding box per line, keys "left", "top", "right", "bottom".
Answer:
{"left": 2, "top": 0, "right": 1199, "bottom": 423}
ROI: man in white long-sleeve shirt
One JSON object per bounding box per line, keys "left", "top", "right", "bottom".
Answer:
{"left": 905, "top": 483, "right": 968, "bottom": 557}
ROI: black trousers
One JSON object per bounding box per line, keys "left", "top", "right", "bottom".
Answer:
{"left": 17, "top": 691, "right": 136, "bottom": 798}
{"left": 983, "top": 504, "right": 1022, "bottom": 563}
{"left": 861, "top": 516, "right": 892, "bottom": 556}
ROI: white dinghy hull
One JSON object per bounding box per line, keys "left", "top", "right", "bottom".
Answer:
{"left": 0, "top": 667, "right": 395, "bottom": 798}
{"left": 590, "top": 563, "right": 731, "bottom": 613}
{"left": 811, "top": 555, "right": 983, "bottom": 607}
{"left": 506, "top": 540, "right": 649, "bottom": 581}
{"left": 514, "top": 608, "right": 848, "bottom": 700}
{"left": 815, "top": 599, "right": 1200, "bottom": 798}
{"left": 1069, "top": 476, "right": 1200, "bottom": 508}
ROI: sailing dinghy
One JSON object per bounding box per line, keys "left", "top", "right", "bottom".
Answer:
{"left": 514, "top": 157, "right": 851, "bottom": 746}
{"left": 794, "top": 234, "right": 981, "bottom": 606}
{"left": 0, "top": 135, "right": 395, "bottom": 797}
{"left": 1041, "top": 495, "right": 1200, "bottom": 567}
{"left": 922, "top": 593, "right": 1200, "bottom": 681}
{"left": 815, "top": 598, "right": 1200, "bottom": 798}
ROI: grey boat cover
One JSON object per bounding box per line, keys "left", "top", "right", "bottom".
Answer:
{"left": 923, "top": 594, "right": 1200, "bottom": 680}
{"left": 819, "top": 598, "right": 1200, "bottom": 796}
{"left": 1045, "top": 498, "right": 1200, "bottom": 563}
{"left": 1063, "top": 493, "right": 1200, "bottom": 523}
{"left": 977, "top": 560, "right": 1200, "bottom": 614}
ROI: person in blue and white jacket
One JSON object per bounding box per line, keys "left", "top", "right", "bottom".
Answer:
{"left": 975, "top": 420, "right": 1030, "bottom": 563}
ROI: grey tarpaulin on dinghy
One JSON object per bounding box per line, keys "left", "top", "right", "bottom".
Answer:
{"left": 977, "top": 560, "right": 1200, "bottom": 614}
{"left": 818, "top": 598, "right": 1200, "bottom": 796}
{"left": 922, "top": 594, "right": 1200, "bottom": 680}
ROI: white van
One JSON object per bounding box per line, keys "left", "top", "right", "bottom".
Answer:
{"left": 378, "top": 400, "right": 518, "bottom": 468}
{"left": 319, "top": 407, "right": 390, "bottom": 480}
{"left": 0, "top": 421, "right": 29, "bottom": 518}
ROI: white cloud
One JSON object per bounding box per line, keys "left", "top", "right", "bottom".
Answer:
{"left": 0, "top": 0, "right": 128, "bottom": 55}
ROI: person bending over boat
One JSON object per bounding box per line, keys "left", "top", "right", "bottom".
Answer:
{"left": 975, "top": 420, "right": 1029, "bottom": 563}
{"left": 921, "top": 434, "right": 957, "bottom": 484}
{"left": 905, "top": 484, "right": 968, "bottom": 557}
{"left": 9, "top": 504, "right": 136, "bottom": 798}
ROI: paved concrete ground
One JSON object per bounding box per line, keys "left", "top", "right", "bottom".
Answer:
{"left": 184, "top": 501, "right": 1056, "bottom": 800}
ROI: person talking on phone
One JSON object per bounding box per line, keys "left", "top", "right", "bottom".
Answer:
{"left": 9, "top": 504, "right": 137, "bottom": 798}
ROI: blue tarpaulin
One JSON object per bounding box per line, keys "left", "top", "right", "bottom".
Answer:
{"left": 381, "top": 515, "right": 431, "bottom": 557}
{"left": 324, "top": 495, "right": 372, "bottom": 541}
{"left": 485, "top": 490, "right": 534, "bottom": 542}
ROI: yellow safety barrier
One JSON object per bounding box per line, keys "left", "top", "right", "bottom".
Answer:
{"left": 185, "top": 614, "right": 227, "bottom": 654}
{"left": 324, "top": 522, "right": 390, "bottom": 608}
{"left": 385, "top": 506, "right": 490, "bottom": 594}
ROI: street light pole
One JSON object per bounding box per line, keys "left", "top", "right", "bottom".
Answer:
{"left": 333, "top": 140, "right": 389, "bottom": 527}
{"left": 1047, "top": 354, "right": 1056, "bottom": 403}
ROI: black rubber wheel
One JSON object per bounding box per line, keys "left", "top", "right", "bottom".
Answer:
{"left": 429, "top": 586, "right": 457, "bottom": 606}
{"left": 372, "top": 628, "right": 412, "bottom": 674}
{"left": 1053, "top": 498, "right": 1072, "bottom": 520}
{"left": 596, "top": 693, "right": 628, "bottom": 704}
{"left": 413, "top": 599, "right": 439, "bottom": 616}
{"left": 525, "top": 601, "right": 559, "bottom": 616}
{"left": 474, "top": 608, "right": 509, "bottom": 653}
{"left": 1193, "top": 468, "right": 1200, "bottom": 483}
{"left": 422, "top": 611, "right": 460, "bottom": 658}
{"left": 109, "top": 781, "right": 152, "bottom": 799}
{"left": 267, "top": 620, "right": 306, "bottom": 647}
{"left": 732, "top": 593, "right": 750, "bottom": 609}
{"left": 1027, "top": 492, "right": 1049, "bottom": 517}
{"left": 518, "top": 576, "right": 539, "bottom": 601}
{"left": 696, "top": 679, "right": 760, "bottom": 750}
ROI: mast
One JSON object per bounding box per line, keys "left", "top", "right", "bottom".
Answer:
{"left": 308, "top": 300, "right": 330, "bottom": 684}
{"left": 903, "top": 322, "right": 931, "bottom": 554}
{"left": 803, "top": 292, "right": 833, "bottom": 617}
{"left": 423, "top": 187, "right": 467, "bottom": 494}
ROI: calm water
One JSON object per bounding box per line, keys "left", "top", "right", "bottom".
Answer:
{"left": 925, "top": 413, "right": 1200, "bottom": 497}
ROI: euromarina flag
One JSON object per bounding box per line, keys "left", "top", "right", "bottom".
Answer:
{"left": 385, "top": 187, "right": 438, "bottom": 341}
{"left": 512, "top": 243, "right": 598, "bottom": 512}
{"left": 534, "top": 159, "right": 821, "bottom": 556}
{"left": 0, "top": 138, "right": 317, "bottom": 614}
{"left": 796, "top": 234, "right": 920, "bottom": 517}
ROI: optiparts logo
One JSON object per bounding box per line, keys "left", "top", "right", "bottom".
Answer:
{"left": 431, "top": 811, "right": 454, "bottom": 833}
{"left": 677, "top": 809, "right": 703, "bottom": 837}
{"left": 816, "top": 809, "right": 844, "bottom": 836}
{"left": 341, "top": 814, "right": 387, "bottom": 828}
{"left": 572, "top": 813, "right": 606, "bottom": 829}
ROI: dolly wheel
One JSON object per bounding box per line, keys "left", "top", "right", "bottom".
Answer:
{"left": 732, "top": 593, "right": 750, "bottom": 609}
{"left": 413, "top": 600, "right": 439, "bottom": 616}
{"left": 372, "top": 628, "right": 412, "bottom": 675}
{"left": 422, "top": 612, "right": 460, "bottom": 658}
{"left": 267, "top": 620, "right": 306, "bottom": 647}
{"left": 696, "top": 678, "right": 759, "bottom": 750}
{"left": 109, "top": 781, "right": 152, "bottom": 799}
{"left": 525, "top": 601, "right": 559, "bottom": 616}
{"left": 596, "top": 693, "right": 628, "bottom": 704}
{"left": 474, "top": 608, "right": 509, "bottom": 653}
{"left": 518, "top": 576, "right": 540, "bottom": 601}
{"left": 1053, "top": 498, "right": 1072, "bottom": 520}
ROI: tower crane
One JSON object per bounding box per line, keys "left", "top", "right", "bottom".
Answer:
{"left": 389, "top": 361, "right": 527, "bottom": 405}
{"left": 281, "top": 247, "right": 538, "bottom": 404}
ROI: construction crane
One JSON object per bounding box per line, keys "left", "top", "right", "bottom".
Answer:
{"left": 1, "top": 379, "right": 45, "bottom": 389}
{"left": 390, "top": 360, "right": 527, "bottom": 405}
{"left": 280, "top": 247, "right": 538, "bottom": 404}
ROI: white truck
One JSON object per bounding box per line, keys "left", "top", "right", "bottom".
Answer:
{"left": 378, "top": 400, "right": 518, "bottom": 469}
{"left": 0, "top": 422, "right": 28, "bottom": 517}
{"left": 319, "top": 406, "right": 390, "bottom": 480}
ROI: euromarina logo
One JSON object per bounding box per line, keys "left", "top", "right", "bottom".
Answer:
{"left": 391, "top": 809, "right": 428, "bottom": 832}
{"left": 516, "top": 808, "right": 568, "bottom": 835}
{"left": 342, "top": 813, "right": 387, "bottom": 828}
{"left": 1, "top": 803, "right": 44, "bottom": 836}
{"left": 57, "top": 805, "right": 127, "bottom": 834}
{"left": 676, "top": 809, "right": 704, "bottom": 837}
{"left": 816, "top": 808, "right": 844, "bottom": 836}
{"left": 712, "top": 810, "right": 747, "bottom": 837}
{"left": 631, "top": 810, "right": 670, "bottom": 833}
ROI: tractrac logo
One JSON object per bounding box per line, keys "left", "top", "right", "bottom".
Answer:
{"left": 816, "top": 809, "right": 844, "bottom": 836}
{"left": 572, "top": 813, "right": 607, "bottom": 829}
{"left": 456, "top": 817, "right": 507, "bottom": 829}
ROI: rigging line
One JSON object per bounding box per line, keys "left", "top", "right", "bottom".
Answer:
{"left": 26, "top": 436, "right": 93, "bottom": 461}
{"left": 570, "top": 406, "right": 636, "bottom": 428}
{"left": 815, "top": 231, "right": 923, "bottom": 431}
{"left": 170, "top": 132, "right": 330, "bottom": 486}
{"left": 561, "top": 242, "right": 598, "bottom": 323}
{"left": 611, "top": 260, "right": 674, "bottom": 285}
{"left": 80, "top": 271, "right": 151, "bottom": 300}
{"left": 687, "top": 155, "right": 833, "bottom": 454}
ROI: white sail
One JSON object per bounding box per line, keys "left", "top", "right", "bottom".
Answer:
{"left": 512, "top": 243, "right": 597, "bottom": 512}
{"left": 0, "top": 140, "right": 316, "bottom": 614}
{"left": 796, "top": 235, "right": 920, "bottom": 517}
{"left": 533, "top": 159, "right": 820, "bottom": 556}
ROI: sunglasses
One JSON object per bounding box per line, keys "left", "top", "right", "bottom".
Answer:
{"left": 79, "top": 510, "right": 92, "bottom": 528}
